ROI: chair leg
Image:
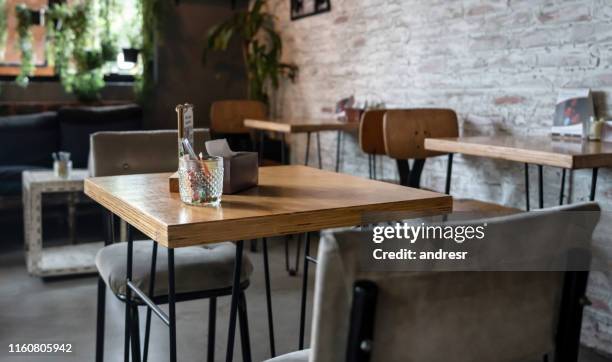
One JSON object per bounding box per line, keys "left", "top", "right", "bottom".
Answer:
{"left": 143, "top": 241, "right": 158, "bottom": 362}
{"left": 131, "top": 305, "right": 142, "bottom": 362}
{"left": 408, "top": 159, "right": 426, "bottom": 188}
{"left": 298, "top": 232, "right": 311, "bottom": 350}
{"left": 95, "top": 277, "right": 106, "bottom": 362}
{"left": 285, "top": 235, "right": 301, "bottom": 276}
{"left": 125, "top": 225, "right": 134, "bottom": 362}
{"left": 368, "top": 155, "right": 373, "bottom": 179}
{"left": 238, "top": 292, "right": 252, "bottom": 362}
{"left": 396, "top": 159, "right": 410, "bottom": 186}
{"left": 250, "top": 239, "right": 258, "bottom": 253}
{"left": 207, "top": 297, "right": 217, "bottom": 362}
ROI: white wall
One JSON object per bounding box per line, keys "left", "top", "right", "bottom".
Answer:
{"left": 268, "top": 0, "right": 612, "bottom": 355}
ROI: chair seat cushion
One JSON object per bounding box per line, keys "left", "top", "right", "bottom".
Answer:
{"left": 96, "top": 241, "right": 253, "bottom": 298}
{"left": 264, "top": 349, "right": 310, "bottom": 362}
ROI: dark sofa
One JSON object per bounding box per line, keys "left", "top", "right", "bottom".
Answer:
{"left": 0, "top": 104, "right": 142, "bottom": 201}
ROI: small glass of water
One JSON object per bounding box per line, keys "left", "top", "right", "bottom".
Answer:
{"left": 178, "top": 156, "right": 224, "bottom": 206}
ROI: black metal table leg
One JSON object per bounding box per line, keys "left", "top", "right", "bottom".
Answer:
{"left": 538, "top": 165, "right": 544, "bottom": 209}
{"left": 226, "top": 240, "right": 244, "bottom": 362}
{"left": 259, "top": 131, "right": 265, "bottom": 165}
{"left": 559, "top": 169, "right": 566, "bottom": 206}
{"left": 445, "top": 154, "right": 453, "bottom": 195}
{"left": 316, "top": 132, "right": 322, "bottom": 169}
{"left": 238, "top": 292, "right": 252, "bottom": 362}
{"left": 280, "top": 133, "right": 286, "bottom": 165}
{"left": 124, "top": 225, "right": 134, "bottom": 362}
{"left": 95, "top": 277, "right": 106, "bottom": 362}
{"left": 590, "top": 168, "right": 598, "bottom": 201}
{"left": 168, "top": 248, "right": 177, "bottom": 362}
{"left": 262, "top": 238, "right": 276, "bottom": 357}
{"left": 335, "top": 131, "right": 342, "bottom": 172}
{"left": 96, "top": 211, "right": 114, "bottom": 362}
{"left": 143, "top": 241, "right": 158, "bottom": 362}
{"left": 372, "top": 154, "right": 377, "bottom": 180}
{"left": 524, "top": 163, "right": 530, "bottom": 211}
{"left": 304, "top": 132, "right": 311, "bottom": 166}
{"left": 298, "top": 232, "right": 311, "bottom": 350}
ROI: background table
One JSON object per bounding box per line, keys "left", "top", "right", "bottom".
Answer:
{"left": 425, "top": 136, "right": 612, "bottom": 209}
{"left": 85, "top": 165, "right": 452, "bottom": 362}
{"left": 22, "top": 169, "right": 103, "bottom": 277}
{"left": 244, "top": 118, "right": 359, "bottom": 171}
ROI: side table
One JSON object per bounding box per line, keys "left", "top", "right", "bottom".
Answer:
{"left": 22, "top": 169, "right": 103, "bottom": 277}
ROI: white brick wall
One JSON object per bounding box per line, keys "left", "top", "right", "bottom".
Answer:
{"left": 267, "top": 0, "right": 612, "bottom": 355}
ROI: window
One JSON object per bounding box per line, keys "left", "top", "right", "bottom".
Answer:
{"left": 0, "top": 0, "right": 143, "bottom": 80}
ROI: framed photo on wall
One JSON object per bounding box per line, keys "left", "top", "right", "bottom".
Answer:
{"left": 291, "top": 0, "right": 331, "bottom": 21}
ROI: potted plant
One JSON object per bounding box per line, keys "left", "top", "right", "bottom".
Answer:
{"left": 203, "top": 0, "right": 297, "bottom": 104}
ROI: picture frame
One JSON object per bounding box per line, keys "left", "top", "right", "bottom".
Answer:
{"left": 291, "top": 0, "right": 331, "bottom": 21}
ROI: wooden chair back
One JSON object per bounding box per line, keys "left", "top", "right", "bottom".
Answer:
{"left": 210, "top": 100, "right": 267, "bottom": 134}
{"left": 359, "top": 109, "right": 387, "bottom": 155}
{"left": 383, "top": 109, "right": 458, "bottom": 160}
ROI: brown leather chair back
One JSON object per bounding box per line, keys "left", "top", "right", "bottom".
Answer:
{"left": 359, "top": 109, "right": 387, "bottom": 155}
{"left": 210, "top": 100, "right": 267, "bottom": 134}
{"left": 383, "top": 109, "right": 458, "bottom": 159}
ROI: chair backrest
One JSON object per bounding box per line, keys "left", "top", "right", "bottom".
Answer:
{"left": 359, "top": 109, "right": 387, "bottom": 155}
{"left": 383, "top": 109, "right": 458, "bottom": 160}
{"left": 210, "top": 100, "right": 267, "bottom": 134}
{"left": 89, "top": 129, "right": 210, "bottom": 177}
{"left": 309, "top": 202, "right": 600, "bottom": 362}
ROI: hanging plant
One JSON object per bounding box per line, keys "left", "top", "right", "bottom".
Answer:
{"left": 135, "top": 0, "right": 169, "bottom": 101}
{"left": 44, "top": 2, "right": 108, "bottom": 102}
{"left": 15, "top": 4, "right": 34, "bottom": 87}
{"left": 0, "top": 0, "right": 8, "bottom": 60}
{"left": 203, "top": 0, "right": 297, "bottom": 104}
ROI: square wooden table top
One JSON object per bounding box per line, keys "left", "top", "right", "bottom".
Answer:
{"left": 84, "top": 166, "right": 451, "bottom": 248}
{"left": 424, "top": 135, "right": 612, "bottom": 169}
{"left": 244, "top": 118, "right": 359, "bottom": 133}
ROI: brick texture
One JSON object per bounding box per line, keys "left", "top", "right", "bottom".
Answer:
{"left": 267, "top": 0, "right": 612, "bottom": 355}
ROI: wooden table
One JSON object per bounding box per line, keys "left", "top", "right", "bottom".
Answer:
{"left": 85, "top": 165, "right": 451, "bottom": 362}
{"left": 425, "top": 135, "right": 612, "bottom": 209}
{"left": 244, "top": 118, "right": 359, "bottom": 171}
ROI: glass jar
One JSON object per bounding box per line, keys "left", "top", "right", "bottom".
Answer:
{"left": 53, "top": 160, "right": 72, "bottom": 179}
{"left": 178, "top": 156, "right": 224, "bottom": 206}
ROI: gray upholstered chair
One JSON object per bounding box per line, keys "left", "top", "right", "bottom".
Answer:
{"left": 269, "top": 202, "right": 600, "bottom": 362}
{"left": 91, "top": 129, "right": 254, "bottom": 362}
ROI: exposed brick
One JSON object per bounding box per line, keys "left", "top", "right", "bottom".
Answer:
{"left": 267, "top": 0, "right": 612, "bottom": 353}
{"left": 494, "top": 96, "right": 526, "bottom": 105}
